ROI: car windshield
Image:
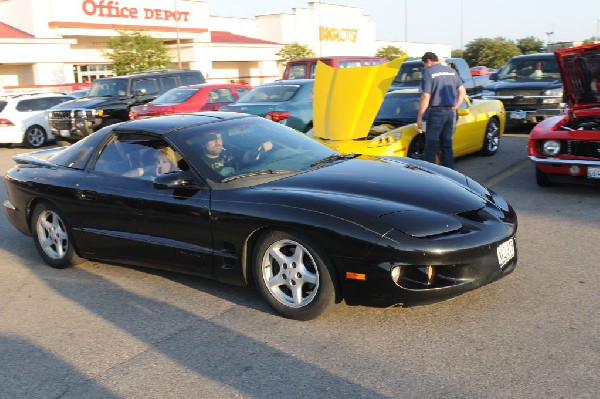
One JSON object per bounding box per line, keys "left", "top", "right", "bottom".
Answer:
{"left": 392, "top": 63, "right": 424, "bottom": 85}
{"left": 151, "top": 87, "right": 197, "bottom": 104}
{"left": 375, "top": 92, "right": 421, "bottom": 121}
{"left": 172, "top": 116, "right": 337, "bottom": 182}
{"left": 88, "top": 78, "right": 128, "bottom": 97}
{"left": 237, "top": 85, "right": 301, "bottom": 103}
{"left": 496, "top": 57, "right": 560, "bottom": 81}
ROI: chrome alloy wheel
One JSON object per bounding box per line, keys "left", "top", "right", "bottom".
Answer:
{"left": 260, "top": 239, "right": 320, "bottom": 308}
{"left": 35, "top": 209, "right": 69, "bottom": 260}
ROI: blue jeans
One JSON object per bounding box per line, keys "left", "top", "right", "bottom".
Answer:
{"left": 424, "top": 107, "right": 456, "bottom": 169}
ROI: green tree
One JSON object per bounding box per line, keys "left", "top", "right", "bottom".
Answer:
{"left": 375, "top": 45, "right": 405, "bottom": 60}
{"left": 103, "top": 30, "right": 172, "bottom": 76}
{"left": 275, "top": 42, "right": 316, "bottom": 64}
{"left": 451, "top": 49, "right": 464, "bottom": 58}
{"left": 463, "top": 37, "right": 521, "bottom": 69}
{"left": 517, "top": 36, "right": 545, "bottom": 54}
{"left": 582, "top": 37, "right": 598, "bottom": 45}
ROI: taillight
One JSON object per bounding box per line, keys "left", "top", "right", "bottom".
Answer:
{"left": 266, "top": 111, "right": 291, "bottom": 122}
{"left": 128, "top": 111, "right": 139, "bottom": 120}
{"left": 0, "top": 118, "right": 15, "bottom": 126}
{"left": 164, "top": 106, "right": 176, "bottom": 115}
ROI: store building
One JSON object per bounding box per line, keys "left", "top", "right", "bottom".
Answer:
{"left": 0, "top": 0, "right": 450, "bottom": 93}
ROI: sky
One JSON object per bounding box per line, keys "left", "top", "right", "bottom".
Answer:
{"left": 208, "top": 0, "right": 600, "bottom": 50}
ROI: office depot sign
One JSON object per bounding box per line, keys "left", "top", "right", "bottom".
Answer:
{"left": 81, "top": 0, "right": 190, "bottom": 22}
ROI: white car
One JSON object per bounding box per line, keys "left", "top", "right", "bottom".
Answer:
{"left": 0, "top": 93, "right": 74, "bottom": 148}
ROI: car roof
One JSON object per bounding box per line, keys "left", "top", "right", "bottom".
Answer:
{"left": 113, "top": 111, "right": 256, "bottom": 135}
{"left": 1, "top": 92, "right": 71, "bottom": 102}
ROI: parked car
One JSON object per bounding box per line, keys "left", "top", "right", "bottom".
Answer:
{"left": 470, "top": 66, "right": 495, "bottom": 76}
{"left": 528, "top": 43, "right": 600, "bottom": 186}
{"left": 220, "top": 79, "right": 314, "bottom": 132}
{"left": 0, "top": 93, "right": 74, "bottom": 148}
{"left": 388, "top": 58, "right": 489, "bottom": 97}
{"left": 282, "top": 56, "right": 386, "bottom": 80}
{"left": 482, "top": 53, "right": 564, "bottom": 125}
{"left": 129, "top": 83, "right": 251, "bottom": 120}
{"left": 46, "top": 69, "right": 205, "bottom": 141}
{"left": 3, "top": 112, "right": 517, "bottom": 320}
{"left": 310, "top": 87, "right": 505, "bottom": 160}
{"left": 68, "top": 89, "right": 89, "bottom": 98}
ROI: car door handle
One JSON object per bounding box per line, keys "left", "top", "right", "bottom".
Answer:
{"left": 77, "top": 190, "right": 97, "bottom": 200}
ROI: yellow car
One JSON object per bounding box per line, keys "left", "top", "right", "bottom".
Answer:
{"left": 310, "top": 62, "right": 506, "bottom": 160}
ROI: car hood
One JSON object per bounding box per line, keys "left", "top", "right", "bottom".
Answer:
{"left": 312, "top": 57, "right": 405, "bottom": 141}
{"left": 483, "top": 79, "right": 561, "bottom": 91}
{"left": 50, "top": 97, "right": 127, "bottom": 110}
{"left": 263, "top": 156, "right": 487, "bottom": 218}
{"left": 555, "top": 43, "right": 600, "bottom": 110}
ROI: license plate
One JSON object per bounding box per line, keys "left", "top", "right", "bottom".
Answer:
{"left": 587, "top": 166, "right": 600, "bottom": 179}
{"left": 59, "top": 130, "right": 71, "bottom": 137}
{"left": 497, "top": 238, "right": 515, "bottom": 268}
{"left": 509, "top": 111, "right": 526, "bottom": 120}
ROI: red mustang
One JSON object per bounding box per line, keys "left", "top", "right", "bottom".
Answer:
{"left": 528, "top": 43, "right": 600, "bottom": 186}
{"left": 129, "top": 83, "right": 251, "bottom": 120}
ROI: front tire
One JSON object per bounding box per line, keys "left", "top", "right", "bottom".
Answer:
{"left": 31, "top": 202, "right": 81, "bottom": 269}
{"left": 481, "top": 118, "right": 500, "bottom": 156}
{"left": 535, "top": 166, "right": 555, "bottom": 187}
{"left": 253, "top": 230, "right": 336, "bottom": 320}
{"left": 407, "top": 134, "right": 425, "bottom": 159}
{"left": 24, "top": 125, "right": 47, "bottom": 148}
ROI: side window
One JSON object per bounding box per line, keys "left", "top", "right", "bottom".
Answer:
{"left": 16, "top": 99, "right": 41, "bottom": 112}
{"left": 94, "top": 134, "right": 182, "bottom": 180}
{"left": 132, "top": 79, "right": 160, "bottom": 95}
{"left": 161, "top": 76, "right": 180, "bottom": 92}
{"left": 216, "top": 88, "right": 235, "bottom": 103}
{"left": 47, "top": 96, "right": 73, "bottom": 107}
{"left": 180, "top": 72, "right": 204, "bottom": 85}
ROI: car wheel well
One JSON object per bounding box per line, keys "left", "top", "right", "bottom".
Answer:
{"left": 244, "top": 226, "right": 342, "bottom": 302}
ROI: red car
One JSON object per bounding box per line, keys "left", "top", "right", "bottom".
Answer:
{"left": 528, "top": 43, "right": 600, "bottom": 186}
{"left": 470, "top": 66, "right": 495, "bottom": 76}
{"left": 129, "top": 83, "right": 251, "bottom": 120}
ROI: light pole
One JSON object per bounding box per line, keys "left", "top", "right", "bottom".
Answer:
{"left": 174, "top": 0, "right": 182, "bottom": 68}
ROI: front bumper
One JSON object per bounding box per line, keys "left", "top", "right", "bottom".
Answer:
{"left": 339, "top": 202, "right": 518, "bottom": 306}
{"left": 530, "top": 156, "right": 600, "bottom": 186}
{"left": 47, "top": 109, "right": 102, "bottom": 139}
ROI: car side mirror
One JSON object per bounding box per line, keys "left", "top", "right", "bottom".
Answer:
{"left": 133, "top": 88, "right": 147, "bottom": 97}
{"left": 457, "top": 109, "right": 470, "bottom": 117}
{"left": 153, "top": 171, "right": 205, "bottom": 190}
{"left": 489, "top": 73, "right": 498, "bottom": 81}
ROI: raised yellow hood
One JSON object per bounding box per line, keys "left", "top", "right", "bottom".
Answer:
{"left": 313, "top": 56, "right": 405, "bottom": 140}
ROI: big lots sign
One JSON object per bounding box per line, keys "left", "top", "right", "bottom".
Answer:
{"left": 81, "top": 0, "right": 190, "bottom": 22}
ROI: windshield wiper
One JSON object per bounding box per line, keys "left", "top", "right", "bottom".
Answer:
{"left": 310, "top": 153, "right": 358, "bottom": 168}
{"left": 221, "top": 169, "right": 294, "bottom": 182}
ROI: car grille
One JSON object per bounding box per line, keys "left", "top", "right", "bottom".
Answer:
{"left": 565, "top": 140, "right": 600, "bottom": 159}
{"left": 50, "top": 110, "right": 73, "bottom": 119}
{"left": 497, "top": 89, "right": 541, "bottom": 96}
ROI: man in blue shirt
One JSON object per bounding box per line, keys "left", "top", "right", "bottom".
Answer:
{"left": 416, "top": 52, "right": 466, "bottom": 169}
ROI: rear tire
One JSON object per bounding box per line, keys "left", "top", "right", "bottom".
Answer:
{"left": 31, "top": 202, "right": 81, "bottom": 269}
{"left": 24, "top": 125, "right": 47, "bottom": 148}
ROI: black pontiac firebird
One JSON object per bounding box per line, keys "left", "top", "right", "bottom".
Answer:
{"left": 2, "top": 112, "right": 517, "bottom": 320}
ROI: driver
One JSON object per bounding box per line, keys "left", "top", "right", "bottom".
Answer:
{"left": 199, "top": 131, "right": 273, "bottom": 176}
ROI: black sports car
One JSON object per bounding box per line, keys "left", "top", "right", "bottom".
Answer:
{"left": 2, "top": 112, "right": 518, "bottom": 320}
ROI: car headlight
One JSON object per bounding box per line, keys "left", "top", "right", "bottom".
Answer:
{"left": 542, "top": 140, "right": 561, "bottom": 156}
{"left": 542, "top": 87, "right": 563, "bottom": 103}
{"left": 481, "top": 89, "right": 495, "bottom": 97}
{"left": 367, "top": 132, "right": 402, "bottom": 148}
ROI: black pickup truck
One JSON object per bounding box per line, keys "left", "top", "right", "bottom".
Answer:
{"left": 481, "top": 53, "right": 564, "bottom": 125}
{"left": 388, "top": 57, "right": 489, "bottom": 97}
{"left": 46, "top": 69, "right": 205, "bottom": 141}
